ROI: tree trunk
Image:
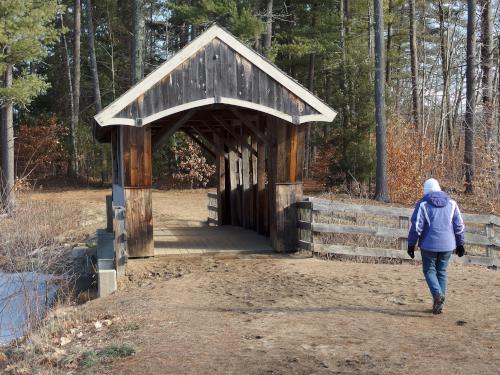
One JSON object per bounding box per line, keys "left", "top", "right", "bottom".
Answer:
{"left": 264, "top": 0, "right": 273, "bottom": 57}
{"left": 72, "top": 0, "right": 81, "bottom": 177}
{"left": 1, "top": 63, "right": 15, "bottom": 212}
{"left": 60, "top": 13, "right": 75, "bottom": 177}
{"left": 132, "top": 0, "right": 145, "bottom": 84}
{"left": 304, "top": 10, "right": 316, "bottom": 179}
{"left": 373, "top": 0, "right": 389, "bottom": 202}
{"left": 438, "top": 1, "right": 453, "bottom": 152}
{"left": 385, "top": 0, "right": 392, "bottom": 84}
{"left": 84, "top": 0, "right": 107, "bottom": 184}
{"left": 480, "top": 0, "right": 493, "bottom": 141}
{"left": 409, "top": 0, "right": 421, "bottom": 131}
{"left": 464, "top": 0, "right": 476, "bottom": 194}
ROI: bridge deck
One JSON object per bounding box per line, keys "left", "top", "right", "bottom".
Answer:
{"left": 154, "top": 225, "right": 272, "bottom": 256}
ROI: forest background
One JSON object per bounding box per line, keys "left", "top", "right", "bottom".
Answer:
{"left": 1, "top": 0, "right": 499, "bottom": 212}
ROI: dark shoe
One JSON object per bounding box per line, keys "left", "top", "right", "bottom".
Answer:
{"left": 433, "top": 295, "right": 444, "bottom": 315}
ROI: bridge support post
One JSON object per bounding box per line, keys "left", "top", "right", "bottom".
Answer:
{"left": 121, "top": 125, "right": 154, "bottom": 257}
{"left": 268, "top": 119, "right": 306, "bottom": 253}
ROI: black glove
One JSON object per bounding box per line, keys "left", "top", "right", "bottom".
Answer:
{"left": 456, "top": 245, "right": 465, "bottom": 257}
{"left": 407, "top": 245, "right": 415, "bottom": 259}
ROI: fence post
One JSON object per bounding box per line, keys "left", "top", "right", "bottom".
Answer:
{"left": 485, "top": 223, "right": 496, "bottom": 266}
{"left": 106, "top": 195, "right": 113, "bottom": 232}
{"left": 399, "top": 216, "right": 409, "bottom": 251}
{"left": 113, "top": 206, "right": 127, "bottom": 278}
{"left": 308, "top": 201, "right": 314, "bottom": 253}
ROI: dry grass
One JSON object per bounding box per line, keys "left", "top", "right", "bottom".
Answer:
{"left": 0, "top": 192, "right": 89, "bottom": 374}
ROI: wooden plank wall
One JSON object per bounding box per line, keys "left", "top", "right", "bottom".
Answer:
{"left": 114, "top": 39, "right": 320, "bottom": 123}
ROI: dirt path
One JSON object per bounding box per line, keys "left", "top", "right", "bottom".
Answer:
{"left": 20, "top": 189, "right": 500, "bottom": 374}
{"left": 80, "top": 254, "right": 500, "bottom": 375}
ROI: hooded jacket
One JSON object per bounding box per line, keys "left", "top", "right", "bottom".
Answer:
{"left": 408, "top": 191, "right": 465, "bottom": 252}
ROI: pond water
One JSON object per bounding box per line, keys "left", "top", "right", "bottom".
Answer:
{"left": 0, "top": 272, "right": 58, "bottom": 344}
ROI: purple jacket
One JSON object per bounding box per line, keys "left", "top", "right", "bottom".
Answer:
{"left": 408, "top": 191, "right": 465, "bottom": 252}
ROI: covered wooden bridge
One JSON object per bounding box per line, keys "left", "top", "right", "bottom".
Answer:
{"left": 94, "top": 24, "right": 336, "bottom": 259}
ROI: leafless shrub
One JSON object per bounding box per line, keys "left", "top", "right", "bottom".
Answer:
{"left": 0, "top": 192, "right": 83, "bottom": 346}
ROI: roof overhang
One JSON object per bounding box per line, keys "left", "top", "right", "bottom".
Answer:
{"left": 94, "top": 24, "right": 337, "bottom": 130}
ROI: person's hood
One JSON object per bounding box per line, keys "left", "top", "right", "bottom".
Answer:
{"left": 423, "top": 191, "right": 450, "bottom": 207}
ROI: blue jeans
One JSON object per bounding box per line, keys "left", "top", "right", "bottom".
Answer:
{"left": 421, "top": 250, "right": 453, "bottom": 300}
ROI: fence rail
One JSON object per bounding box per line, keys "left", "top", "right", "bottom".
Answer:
{"left": 298, "top": 197, "right": 499, "bottom": 267}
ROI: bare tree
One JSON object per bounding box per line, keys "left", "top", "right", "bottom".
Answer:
{"left": 132, "top": 0, "right": 146, "bottom": 84}
{"left": 84, "top": 0, "right": 107, "bottom": 183}
{"left": 464, "top": 0, "right": 476, "bottom": 194}
{"left": 409, "top": 0, "right": 421, "bottom": 131}
{"left": 71, "top": 0, "right": 81, "bottom": 176}
{"left": 480, "top": 0, "right": 493, "bottom": 140}
{"left": 304, "top": 7, "right": 317, "bottom": 179}
{"left": 264, "top": 0, "right": 273, "bottom": 57}
{"left": 437, "top": 1, "right": 453, "bottom": 152}
{"left": 1, "top": 61, "right": 15, "bottom": 211}
{"left": 373, "top": 0, "right": 389, "bottom": 202}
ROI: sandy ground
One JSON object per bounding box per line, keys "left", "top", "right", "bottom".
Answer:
{"left": 21, "top": 189, "right": 500, "bottom": 374}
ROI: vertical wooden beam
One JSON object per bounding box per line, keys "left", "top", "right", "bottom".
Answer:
{"left": 289, "top": 126, "right": 298, "bottom": 183}
{"left": 257, "top": 116, "right": 267, "bottom": 235}
{"left": 214, "top": 133, "right": 226, "bottom": 225}
{"left": 122, "top": 125, "right": 154, "bottom": 257}
{"left": 269, "top": 119, "right": 304, "bottom": 253}
{"left": 267, "top": 117, "right": 277, "bottom": 244}
{"left": 124, "top": 188, "right": 153, "bottom": 257}
{"left": 113, "top": 206, "right": 127, "bottom": 278}
{"left": 273, "top": 183, "right": 303, "bottom": 252}
{"left": 251, "top": 130, "right": 258, "bottom": 231}
{"left": 399, "top": 216, "right": 409, "bottom": 250}
{"left": 229, "top": 149, "right": 240, "bottom": 226}
{"left": 295, "top": 124, "right": 306, "bottom": 182}
{"left": 106, "top": 195, "right": 113, "bottom": 232}
{"left": 241, "top": 124, "right": 251, "bottom": 229}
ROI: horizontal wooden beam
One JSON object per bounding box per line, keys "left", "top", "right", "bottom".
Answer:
{"left": 312, "top": 244, "right": 499, "bottom": 267}
{"left": 307, "top": 197, "right": 500, "bottom": 226}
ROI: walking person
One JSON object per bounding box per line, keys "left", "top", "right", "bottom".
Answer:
{"left": 407, "top": 178, "right": 466, "bottom": 314}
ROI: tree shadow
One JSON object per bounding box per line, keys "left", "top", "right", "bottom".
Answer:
{"left": 212, "top": 304, "right": 433, "bottom": 318}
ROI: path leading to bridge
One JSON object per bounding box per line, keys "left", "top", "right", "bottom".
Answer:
{"left": 26, "top": 189, "right": 500, "bottom": 374}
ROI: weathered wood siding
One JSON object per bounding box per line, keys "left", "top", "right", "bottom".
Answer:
{"left": 122, "top": 126, "right": 152, "bottom": 187}
{"left": 124, "top": 188, "right": 154, "bottom": 257}
{"left": 113, "top": 38, "right": 319, "bottom": 122}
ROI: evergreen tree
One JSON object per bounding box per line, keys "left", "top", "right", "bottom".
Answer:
{"left": 0, "top": 0, "right": 62, "bottom": 210}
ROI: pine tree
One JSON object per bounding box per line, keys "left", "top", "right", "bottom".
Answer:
{"left": 0, "top": 0, "right": 61, "bottom": 211}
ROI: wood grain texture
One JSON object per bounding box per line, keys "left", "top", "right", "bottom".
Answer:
{"left": 124, "top": 188, "right": 153, "bottom": 257}
{"left": 272, "top": 183, "right": 303, "bottom": 253}
{"left": 229, "top": 149, "right": 240, "bottom": 226}
{"left": 113, "top": 39, "right": 318, "bottom": 123}
{"left": 122, "top": 126, "right": 152, "bottom": 188}
{"left": 214, "top": 133, "right": 226, "bottom": 225}
{"left": 241, "top": 125, "right": 251, "bottom": 229}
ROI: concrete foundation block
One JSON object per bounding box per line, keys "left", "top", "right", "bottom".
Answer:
{"left": 98, "top": 269, "right": 117, "bottom": 298}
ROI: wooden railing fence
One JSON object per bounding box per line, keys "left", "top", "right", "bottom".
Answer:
{"left": 298, "top": 197, "right": 500, "bottom": 267}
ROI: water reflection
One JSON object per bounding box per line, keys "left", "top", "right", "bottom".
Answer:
{"left": 0, "top": 272, "right": 58, "bottom": 344}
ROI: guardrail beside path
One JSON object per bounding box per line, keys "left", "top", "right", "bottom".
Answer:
{"left": 297, "top": 197, "right": 499, "bottom": 267}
